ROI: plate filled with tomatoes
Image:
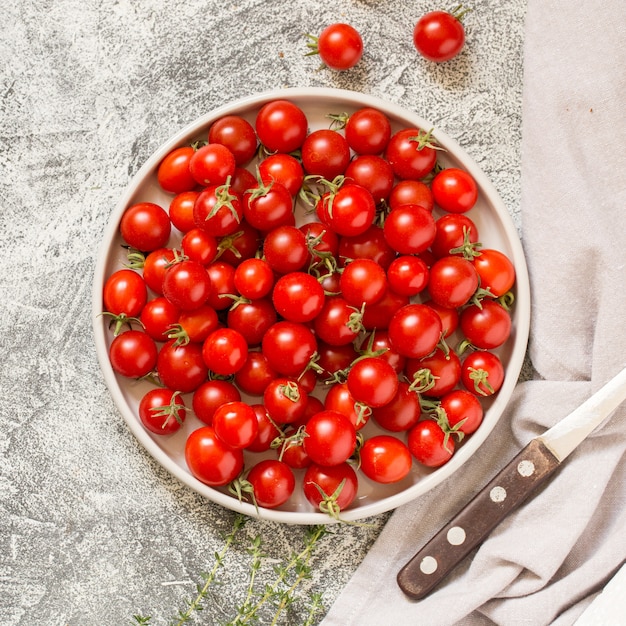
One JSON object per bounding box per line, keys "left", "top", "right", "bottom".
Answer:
{"left": 92, "top": 87, "right": 530, "bottom": 524}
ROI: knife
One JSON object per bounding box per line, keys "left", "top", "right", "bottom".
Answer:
{"left": 397, "top": 365, "right": 626, "bottom": 600}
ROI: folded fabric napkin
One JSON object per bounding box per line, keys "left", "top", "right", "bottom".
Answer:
{"left": 321, "top": 1, "right": 626, "bottom": 624}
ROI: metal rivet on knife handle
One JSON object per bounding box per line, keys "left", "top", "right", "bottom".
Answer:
{"left": 397, "top": 439, "right": 560, "bottom": 600}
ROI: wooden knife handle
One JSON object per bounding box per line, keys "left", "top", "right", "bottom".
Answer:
{"left": 397, "top": 438, "right": 561, "bottom": 600}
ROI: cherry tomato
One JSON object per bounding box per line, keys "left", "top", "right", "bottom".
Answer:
{"left": 303, "top": 410, "right": 357, "bottom": 466}
{"left": 263, "top": 378, "right": 309, "bottom": 425}
{"left": 431, "top": 167, "right": 478, "bottom": 213}
{"left": 226, "top": 298, "right": 277, "bottom": 346}
{"left": 309, "top": 23, "right": 363, "bottom": 71}
{"left": 317, "top": 184, "right": 376, "bottom": 238}
{"left": 255, "top": 100, "right": 308, "bottom": 154}
{"left": 340, "top": 258, "right": 387, "bottom": 307}
{"left": 233, "top": 258, "right": 275, "bottom": 300}
{"left": 337, "top": 225, "right": 395, "bottom": 270}
{"left": 439, "top": 389, "right": 484, "bottom": 436}
{"left": 109, "top": 330, "right": 157, "bottom": 378}
{"left": 473, "top": 249, "right": 516, "bottom": 297}
{"left": 181, "top": 228, "right": 218, "bottom": 266}
{"left": 169, "top": 191, "right": 199, "bottom": 233}
{"left": 372, "top": 381, "right": 421, "bottom": 432}
{"left": 205, "top": 261, "right": 237, "bottom": 310}
{"left": 213, "top": 401, "right": 259, "bottom": 449}
{"left": 261, "top": 321, "right": 317, "bottom": 377}
{"left": 157, "top": 146, "right": 197, "bottom": 194}
{"left": 202, "top": 327, "right": 248, "bottom": 376}
{"left": 344, "top": 107, "right": 392, "bottom": 155}
{"left": 301, "top": 129, "right": 351, "bottom": 179}
{"left": 247, "top": 404, "right": 282, "bottom": 453}
{"left": 428, "top": 255, "right": 478, "bottom": 308}
{"left": 313, "top": 296, "right": 362, "bottom": 347}
{"left": 316, "top": 342, "right": 358, "bottom": 382}
{"left": 461, "top": 350, "right": 505, "bottom": 397}
{"left": 246, "top": 460, "right": 296, "bottom": 509}
{"left": 383, "top": 204, "right": 436, "bottom": 254}
{"left": 384, "top": 128, "right": 438, "bottom": 180}
{"left": 192, "top": 379, "right": 241, "bottom": 426}
{"left": 189, "top": 143, "right": 236, "bottom": 187}
{"left": 208, "top": 115, "right": 257, "bottom": 166}
{"left": 243, "top": 179, "right": 294, "bottom": 233}
{"left": 103, "top": 269, "right": 147, "bottom": 318}
{"left": 347, "top": 356, "right": 399, "bottom": 408}
{"left": 361, "top": 288, "right": 410, "bottom": 331}
{"left": 142, "top": 248, "right": 175, "bottom": 295}
{"left": 258, "top": 153, "right": 304, "bottom": 197}
{"left": 140, "top": 296, "right": 180, "bottom": 341}
{"left": 193, "top": 182, "right": 243, "bottom": 237}
{"left": 157, "top": 340, "right": 208, "bottom": 392}
{"left": 303, "top": 462, "right": 358, "bottom": 515}
{"left": 423, "top": 299, "right": 460, "bottom": 338}
{"left": 408, "top": 419, "right": 454, "bottom": 467}
{"left": 413, "top": 8, "right": 467, "bottom": 63}
{"left": 234, "top": 351, "right": 278, "bottom": 396}
{"left": 162, "top": 259, "right": 213, "bottom": 311}
{"left": 323, "top": 381, "right": 370, "bottom": 430}
{"left": 263, "top": 225, "right": 309, "bottom": 273}
{"left": 387, "top": 303, "right": 443, "bottom": 359}
{"left": 386, "top": 255, "right": 429, "bottom": 297}
{"left": 460, "top": 299, "right": 512, "bottom": 350}
{"left": 120, "top": 202, "right": 171, "bottom": 252}
{"left": 431, "top": 213, "right": 480, "bottom": 259}
{"left": 360, "top": 435, "right": 412, "bottom": 484}
{"left": 367, "top": 329, "right": 406, "bottom": 374}
{"left": 344, "top": 155, "right": 395, "bottom": 204}
{"left": 405, "top": 347, "right": 461, "bottom": 398}
{"left": 172, "top": 304, "right": 219, "bottom": 344}
{"left": 185, "top": 426, "right": 244, "bottom": 486}
{"left": 271, "top": 271, "right": 325, "bottom": 323}
{"left": 138, "top": 388, "right": 186, "bottom": 435}
{"left": 388, "top": 179, "right": 434, "bottom": 212}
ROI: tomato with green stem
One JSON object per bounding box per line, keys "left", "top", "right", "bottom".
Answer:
{"left": 461, "top": 350, "right": 504, "bottom": 397}
{"left": 473, "top": 249, "right": 516, "bottom": 297}
{"left": 303, "top": 462, "right": 359, "bottom": 518}
{"left": 384, "top": 128, "right": 440, "bottom": 180}
{"left": 413, "top": 6, "right": 469, "bottom": 63}
{"left": 459, "top": 299, "right": 512, "bottom": 350}
{"left": 139, "top": 388, "right": 186, "bottom": 435}
{"left": 408, "top": 419, "right": 455, "bottom": 467}
{"left": 305, "top": 23, "right": 363, "bottom": 71}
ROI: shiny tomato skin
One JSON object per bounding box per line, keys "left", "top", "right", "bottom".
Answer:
{"left": 344, "top": 154, "right": 395, "bottom": 204}
{"left": 142, "top": 248, "right": 176, "bottom": 295}
{"left": 428, "top": 255, "right": 479, "bottom": 309}
{"left": 255, "top": 100, "right": 308, "bottom": 153}
{"left": 439, "top": 389, "right": 484, "bottom": 436}
{"left": 386, "top": 255, "right": 429, "bottom": 297}
{"left": 371, "top": 381, "right": 421, "bottom": 432}
{"left": 234, "top": 351, "right": 278, "bottom": 396}
{"left": 431, "top": 167, "right": 478, "bottom": 213}
{"left": 302, "top": 129, "right": 351, "bottom": 180}
{"left": 317, "top": 184, "right": 377, "bottom": 238}
{"left": 234, "top": 258, "right": 275, "bottom": 300}
{"left": 162, "top": 260, "right": 213, "bottom": 311}
{"left": 120, "top": 202, "right": 171, "bottom": 252}
{"left": 109, "top": 330, "right": 158, "bottom": 379}
{"left": 346, "top": 356, "right": 399, "bottom": 408}
{"left": 246, "top": 460, "right": 296, "bottom": 509}
{"left": 384, "top": 128, "right": 438, "bottom": 180}
{"left": 202, "top": 327, "right": 248, "bottom": 376}
{"left": 324, "top": 381, "right": 371, "bottom": 431}
{"left": 345, "top": 107, "right": 392, "bottom": 155}
{"left": 208, "top": 115, "right": 257, "bottom": 166}
{"left": 337, "top": 225, "right": 395, "bottom": 270}
{"left": 405, "top": 348, "right": 461, "bottom": 398}
{"left": 461, "top": 350, "right": 505, "bottom": 397}
{"left": 303, "top": 462, "right": 358, "bottom": 512}
{"left": 263, "top": 225, "right": 309, "bottom": 273}
{"left": 189, "top": 143, "right": 236, "bottom": 187}
{"left": 157, "top": 340, "right": 208, "bottom": 393}
{"left": 316, "top": 23, "right": 363, "bottom": 70}
{"left": 339, "top": 258, "right": 387, "bottom": 307}
{"left": 247, "top": 404, "right": 282, "bottom": 453}
{"left": 192, "top": 379, "right": 242, "bottom": 426}
{"left": 388, "top": 179, "right": 434, "bottom": 212}
{"left": 185, "top": 426, "right": 244, "bottom": 486}
{"left": 272, "top": 272, "right": 326, "bottom": 323}
{"left": 169, "top": 191, "right": 199, "bottom": 233}
{"left": 360, "top": 435, "right": 412, "bottom": 484}
{"left": 157, "top": 146, "right": 197, "bottom": 194}
{"left": 387, "top": 303, "right": 443, "bottom": 359}
{"left": 408, "top": 419, "right": 455, "bottom": 467}
{"left": 261, "top": 321, "right": 317, "bottom": 377}
{"left": 258, "top": 153, "right": 305, "bottom": 197}
{"left": 103, "top": 269, "right": 147, "bottom": 318}
{"left": 138, "top": 388, "right": 186, "bottom": 435}
{"left": 212, "top": 401, "right": 259, "bottom": 449}
{"left": 473, "top": 249, "right": 516, "bottom": 297}
{"left": 263, "top": 378, "right": 309, "bottom": 425}
{"left": 303, "top": 410, "right": 357, "bottom": 466}
{"left": 383, "top": 204, "right": 436, "bottom": 255}
{"left": 313, "top": 296, "right": 361, "bottom": 347}
{"left": 413, "top": 10, "right": 466, "bottom": 63}
{"left": 431, "top": 213, "right": 480, "bottom": 259}
{"left": 140, "top": 296, "right": 180, "bottom": 341}
{"left": 460, "top": 299, "right": 512, "bottom": 350}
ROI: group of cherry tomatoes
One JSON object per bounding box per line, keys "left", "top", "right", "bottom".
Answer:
{"left": 102, "top": 97, "right": 516, "bottom": 517}
{"left": 308, "top": 6, "right": 469, "bottom": 71}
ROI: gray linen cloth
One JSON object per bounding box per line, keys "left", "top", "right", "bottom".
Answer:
{"left": 321, "top": 1, "right": 626, "bottom": 624}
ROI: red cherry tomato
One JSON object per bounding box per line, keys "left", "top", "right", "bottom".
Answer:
{"left": 139, "top": 388, "right": 186, "bottom": 435}
{"left": 360, "top": 435, "right": 413, "bottom": 484}
{"left": 309, "top": 23, "right": 363, "bottom": 71}
{"left": 185, "top": 426, "right": 244, "bottom": 486}
{"left": 246, "top": 460, "right": 296, "bottom": 509}
{"left": 413, "top": 8, "right": 468, "bottom": 63}
{"left": 120, "top": 202, "right": 171, "bottom": 252}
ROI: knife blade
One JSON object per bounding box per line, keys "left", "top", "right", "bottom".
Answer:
{"left": 397, "top": 365, "right": 626, "bottom": 601}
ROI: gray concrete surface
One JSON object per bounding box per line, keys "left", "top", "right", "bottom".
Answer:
{"left": 0, "top": 1, "right": 526, "bottom": 623}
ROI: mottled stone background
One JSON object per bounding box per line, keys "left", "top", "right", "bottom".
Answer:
{"left": 0, "top": 1, "right": 525, "bottom": 624}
